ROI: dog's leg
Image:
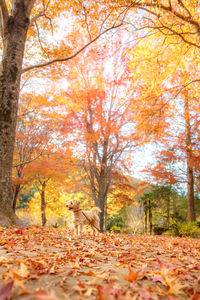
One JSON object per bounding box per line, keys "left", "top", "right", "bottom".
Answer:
{"left": 96, "top": 220, "right": 100, "bottom": 235}
{"left": 75, "top": 225, "right": 79, "bottom": 236}
{"left": 79, "top": 224, "right": 83, "bottom": 236}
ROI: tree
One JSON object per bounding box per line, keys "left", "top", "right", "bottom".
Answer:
{"left": 58, "top": 49, "right": 140, "bottom": 231}
{"left": 141, "top": 185, "right": 179, "bottom": 234}
{"left": 141, "top": 84, "right": 200, "bottom": 222}
{"left": 24, "top": 152, "right": 71, "bottom": 226}
{"left": 127, "top": 19, "right": 200, "bottom": 221}
{"left": 0, "top": 0, "right": 35, "bottom": 226}
{"left": 12, "top": 93, "right": 54, "bottom": 211}
{"left": 0, "top": 0, "right": 126, "bottom": 226}
{"left": 122, "top": 0, "right": 200, "bottom": 223}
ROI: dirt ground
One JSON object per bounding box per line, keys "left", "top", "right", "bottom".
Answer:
{"left": 0, "top": 226, "right": 200, "bottom": 299}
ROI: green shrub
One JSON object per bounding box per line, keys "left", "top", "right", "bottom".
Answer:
{"left": 110, "top": 225, "right": 122, "bottom": 233}
{"left": 178, "top": 222, "right": 200, "bottom": 238}
{"left": 162, "top": 230, "right": 174, "bottom": 236}
{"left": 163, "top": 221, "right": 200, "bottom": 238}
{"left": 107, "top": 212, "right": 125, "bottom": 232}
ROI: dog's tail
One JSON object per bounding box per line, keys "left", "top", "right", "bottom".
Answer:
{"left": 91, "top": 207, "right": 101, "bottom": 215}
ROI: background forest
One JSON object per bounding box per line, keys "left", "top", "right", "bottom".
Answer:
{"left": 0, "top": 0, "right": 200, "bottom": 237}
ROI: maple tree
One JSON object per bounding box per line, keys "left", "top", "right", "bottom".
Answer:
{"left": 108, "top": 172, "right": 139, "bottom": 214}
{"left": 56, "top": 47, "right": 142, "bottom": 231}
{"left": 23, "top": 151, "right": 73, "bottom": 226}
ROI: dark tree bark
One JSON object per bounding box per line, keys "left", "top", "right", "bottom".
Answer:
{"left": 0, "top": 0, "right": 35, "bottom": 226}
{"left": 40, "top": 181, "right": 47, "bottom": 227}
{"left": 148, "top": 200, "right": 152, "bottom": 235}
{"left": 144, "top": 200, "right": 148, "bottom": 234}
{"left": 12, "top": 184, "right": 21, "bottom": 211}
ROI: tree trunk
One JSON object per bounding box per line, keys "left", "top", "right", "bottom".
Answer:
{"left": 40, "top": 182, "right": 47, "bottom": 227}
{"left": 13, "top": 184, "right": 21, "bottom": 211}
{"left": 95, "top": 139, "right": 109, "bottom": 232}
{"left": 166, "top": 193, "right": 170, "bottom": 230}
{"left": 187, "top": 165, "right": 196, "bottom": 221}
{"left": 144, "top": 200, "right": 148, "bottom": 234}
{"left": 0, "top": 0, "right": 34, "bottom": 226}
{"left": 184, "top": 95, "right": 196, "bottom": 221}
{"left": 104, "top": 198, "right": 107, "bottom": 231}
{"left": 97, "top": 191, "right": 105, "bottom": 232}
{"left": 172, "top": 193, "right": 177, "bottom": 217}
{"left": 148, "top": 200, "right": 152, "bottom": 235}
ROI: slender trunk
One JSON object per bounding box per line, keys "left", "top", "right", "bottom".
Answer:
{"left": 144, "top": 200, "right": 148, "bottom": 234}
{"left": 104, "top": 198, "right": 107, "bottom": 231}
{"left": 97, "top": 190, "right": 105, "bottom": 231}
{"left": 96, "top": 139, "right": 109, "bottom": 231}
{"left": 13, "top": 184, "right": 21, "bottom": 211}
{"left": 96, "top": 172, "right": 107, "bottom": 231}
{"left": 172, "top": 194, "right": 177, "bottom": 217}
{"left": 187, "top": 165, "right": 196, "bottom": 221}
{"left": 149, "top": 200, "right": 152, "bottom": 235}
{"left": 40, "top": 182, "right": 47, "bottom": 227}
{"left": 0, "top": 0, "right": 33, "bottom": 226}
{"left": 184, "top": 95, "right": 196, "bottom": 221}
{"left": 167, "top": 193, "right": 170, "bottom": 229}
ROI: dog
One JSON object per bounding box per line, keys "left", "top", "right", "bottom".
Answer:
{"left": 66, "top": 200, "right": 101, "bottom": 236}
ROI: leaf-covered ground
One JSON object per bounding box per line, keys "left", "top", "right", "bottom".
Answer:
{"left": 0, "top": 226, "right": 200, "bottom": 300}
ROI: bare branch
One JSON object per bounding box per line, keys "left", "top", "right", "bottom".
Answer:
{"left": 173, "top": 79, "right": 200, "bottom": 99}
{"left": 29, "top": 11, "right": 44, "bottom": 27}
{"left": 35, "top": 20, "right": 50, "bottom": 59}
{"left": 13, "top": 153, "right": 42, "bottom": 168}
{"left": 136, "top": 8, "right": 200, "bottom": 49}
{"left": 29, "top": 0, "right": 52, "bottom": 30}
{"left": 22, "top": 23, "right": 124, "bottom": 74}
{"left": 122, "top": 1, "right": 200, "bottom": 45}
{"left": 141, "top": 2, "right": 200, "bottom": 34}
{"left": 100, "top": 8, "right": 115, "bottom": 33}
{"left": 156, "top": 22, "right": 200, "bottom": 48}
{"left": 80, "top": 0, "right": 92, "bottom": 41}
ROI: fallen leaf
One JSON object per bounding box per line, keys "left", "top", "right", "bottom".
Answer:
{"left": 123, "top": 266, "right": 140, "bottom": 282}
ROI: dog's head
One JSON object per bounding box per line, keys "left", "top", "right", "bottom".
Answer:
{"left": 66, "top": 200, "right": 80, "bottom": 211}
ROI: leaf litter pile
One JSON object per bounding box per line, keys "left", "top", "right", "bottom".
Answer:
{"left": 0, "top": 226, "right": 200, "bottom": 300}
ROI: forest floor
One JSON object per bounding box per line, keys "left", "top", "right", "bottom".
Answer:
{"left": 0, "top": 226, "right": 200, "bottom": 300}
